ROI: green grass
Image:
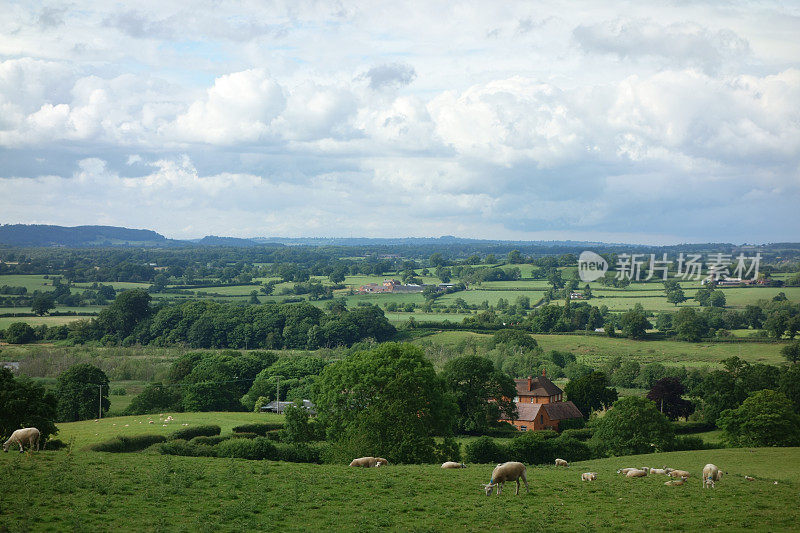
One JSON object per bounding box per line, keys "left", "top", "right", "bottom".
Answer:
{"left": 56, "top": 411, "right": 285, "bottom": 449}
{"left": 0, "top": 315, "right": 88, "bottom": 329}
{"left": 415, "top": 331, "right": 787, "bottom": 368}
{"left": 0, "top": 274, "right": 54, "bottom": 292}
{"left": 1, "top": 447, "right": 797, "bottom": 531}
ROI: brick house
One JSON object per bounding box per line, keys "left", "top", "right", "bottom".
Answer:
{"left": 499, "top": 370, "right": 583, "bottom": 431}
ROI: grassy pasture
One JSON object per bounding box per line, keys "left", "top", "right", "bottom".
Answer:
{"left": 0, "top": 274, "right": 53, "bottom": 292}
{"left": 415, "top": 331, "right": 785, "bottom": 368}
{"left": 1, "top": 447, "right": 797, "bottom": 531}
{"left": 0, "top": 315, "right": 88, "bottom": 329}
{"left": 54, "top": 411, "right": 284, "bottom": 449}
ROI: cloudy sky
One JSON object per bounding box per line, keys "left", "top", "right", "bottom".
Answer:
{"left": 1, "top": 1, "right": 799, "bottom": 244}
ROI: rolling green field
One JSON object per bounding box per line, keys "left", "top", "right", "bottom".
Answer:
{"left": 0, "top": 315, "right": 88, "bottom": 329}
{"left": 415, "top": 331, "right": 786, "bottom": 368}
{"left": 1, "top": 446, "right": 797, "bottom": 532}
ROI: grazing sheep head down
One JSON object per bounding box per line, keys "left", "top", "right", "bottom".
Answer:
{"left": 482, "top": 483, "right": 497, "bottom": 496}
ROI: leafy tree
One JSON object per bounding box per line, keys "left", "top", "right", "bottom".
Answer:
{"left": 281, "top": 403, "right": 317, "bottom": 443}
{"left": 718, "top": 389, "right": 800, "bottom": 447}
{"left": 507, "top": 249, "right": 523, "bottom": 264}
{"left": 665, "top": 288, "right": 686, "bottom": 306}
{"left": 56, "top": 364, "right": 110, "bottom": 422}
{"left": 441, "top": 355, "right": 517, "bottom": 434}
{"left": 646, "top": 377, "right": 694, "bottom": 420}
{"left": 4, "top": 322, "right": 35, "bottom": 344}
{"left": 778, "top": 364, "right": 800, "bottom": 413}
{"left": 672, "top": 308, "right": 709, "bottom": 341}
{"left": 95, "top": 288, "right": 152, "bottom": 339}
{"left": 492, "top": 329, "right": 538, "bottom": 350}
{"left": 709, "top": 290, "right": 726, "bottom": 308}
{"left": 30, "top": 293, "right": 56, "bottom": 316}
{"left": 124, "top": 382, "right": 182, "bottom": 414}
{"left": 618, "top": 309, "right": 650, "bottom": 339}
{"left": 611, "top": 361, "right": 640, "bottom": 388}
{"left": 782, "top": 341, "right": 800, "bottom": 364}
{"left": 591, "top": 396, "right": 674, "bottom": 455}
{"left": 564, "top": 371, "right": 618, "bottom": 418}
{"left": 0, "top": 368, "right": 58, "bottom": 441}
{"left": 314, "top": 343, "right": 456, "bottom": 463}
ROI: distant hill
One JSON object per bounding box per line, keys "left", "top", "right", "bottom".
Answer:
{"left": 193, "top": 235, "right": 260, "bottom": 247}
{"left": 0, "top": 224, "right": 168, "bottom": 247}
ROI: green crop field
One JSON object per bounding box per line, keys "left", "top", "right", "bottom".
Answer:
{"left": 0, "top": 315, "right": 88, "bottom": 329}
{"left": 1, "top": 446, "right": 797, "bottom": 531}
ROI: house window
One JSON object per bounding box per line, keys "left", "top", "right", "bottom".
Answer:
{"left": 540, "top": 415, "right": 543, "bottom": 424}
{"left": 520, "top": 425, "right": 527, "bottom": 431}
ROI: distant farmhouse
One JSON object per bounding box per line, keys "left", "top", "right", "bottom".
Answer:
{"left": 357, "top": 279, "right": 453, "bottom": 294}
{"left": 500, "top": 370, "right": 583, "bottom": 431}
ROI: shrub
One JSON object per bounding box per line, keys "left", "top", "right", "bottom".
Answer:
{"left": 275, "top": 443, "right": 323, "bottom": 463}
{"left": 216, "top": 437, "right": 278, "bottom": 460}
{"left": 231, "top": 422, "right": 283, "bottom": 435}
{"left": 4, "top": 322, "right": 36, "bottom": 344}
{"left": 110, "top": 387, "right": 127, "bottom": 396}
{"left": 158, "top": 439, "right": 216, "bottom": 457}
{"left": 668, "top": 435, "right": 722, "bottom": 452}
{"left": 464, "top": 436, "right": 505, "bottom": 464}
{"left": 434, "top": 437, "right": 462, "bottom": 463}
{"left": 673, "top": 421, "right": 715, "bottom": 435}
{"left": 89, "top": 434, "right": 167, "bottom": 453}
{"left": 230, "top": 432, "right": 259, "bottom": 439}
{"left": 561, "top": 428, "right": 593, "bottom": 441}
{"left": 190, "top": 435, "right": 229, "bottom": 446}
{"left": 169, "top": 425, "right": 221, "bottom": 441}
{"left": 44, "top": 439, "right": 67, "bottom": 451}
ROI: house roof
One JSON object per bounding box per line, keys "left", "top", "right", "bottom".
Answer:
{"left": 543, "top": 401, "right": 584, "bottom": 420}
{"left": 514, "top": 375, "right": 563, "bottom": 397}
{"left": 504, "top": 402, "right": 542, "bottom": 422}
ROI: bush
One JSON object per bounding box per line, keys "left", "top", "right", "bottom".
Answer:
{"left": 158, "top": 439, "right": 216, "bottom": 457}
{"left": 169, "top": 425, "right": 221, "bottom": 441}
{"left": 275, "top": 442, "right": 323, "bottom": 463}
{"left": 214, "top": 437, "right": 279, "bottom": 460}
{"left": 230, "top": 432, "right": 259, "bottom": 439}
{"left": 190, "top": 435, "right": 229, "bottom": 446}
{"left": 434, "top": 437, "right": 462, "bottom": 463}
{"left": 464, "top": 436, "right": 505, "bottom": 464}
{"left": 89, "top": 434, "right": 167, "bottom": 453}
{"left": 110, "top": 387, "right": 127, "bottom": 396}
{"left": 561, "top": 428, "right": 593, "bottom": 441}
{"left": 667, "top": 435, "right": 722, "bottom": 451}
{"left": 4, "top": 322, "right": 36, "bottom": 344}
{"left": 43, "top": 439, "right": 68, "bottom": 451}
{"left": 673, "top": 421, "right": 715, "bottom": 435}
{"left": 231, "top": 422, "right": 283, "bottom": 435}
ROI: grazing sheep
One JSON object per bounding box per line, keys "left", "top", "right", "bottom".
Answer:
{"left": 702, "top": 464, "right": 725, "bottom": 488}
{"left": 650, "top": 468, "right": 670, "bottom": 476}
{"left": 626, "top": 469, "right": 648, "bottom": 478}
{"left": 349, "top": 456, "right": 389, "bottom": 468}
{"left": 668, "top": 470, "right": 691, "bottom": 478}
{"left": 744, "top": 476, "right": 755, "bottom": 482}
{"left": 441, "top": 462, "right": 466, "bottom": 469}
{"left": 554, "top": 458, "right": 568, "bottom": 467}
{"left": 617, "top": 468, "right": 637, "bottom": 475}
{"left": 581, "top": 472, "right": 597, "bottom": 481}
{"left": 482, "top": 462, "right": 529, "bottom": 496}
{"left": 665, "top": 477, "right": 688, "bottom": 486}
{"left": 3, "top": 428, "right": 40, "bottom": 453}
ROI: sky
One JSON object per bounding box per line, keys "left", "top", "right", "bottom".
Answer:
{"left": 1, "top": 1, "right": 799, "bottom": 244}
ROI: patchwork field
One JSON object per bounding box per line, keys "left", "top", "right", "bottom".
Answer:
{"left": 1, "top": 445, "right": 796, "bottom": 532}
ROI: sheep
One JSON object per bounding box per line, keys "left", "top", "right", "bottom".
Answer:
{"left": 668, "top": 470, "right": 691, "bottom": 479}
{"left": 650, "top": 468, "right": 670, "bottom": 476}
{"left": 482, "top": 462, "right": 529, "bottom": 496}
{"left": 581, "top": 472, "right": 597, "bottom": 481}
{"left": 617, "top": 468, "right": 637, "bottom": 475}
{"left": 626, "top": 469, "right": 648, "bottom": 478}
{"left": 441, "top": 461, "right": 466, "bottom": 469}
{"left": 349, "top": 456, "right": 389, "bottom": 467}
{"left": 702, "top": 464, "right": 725, "bottom": 488}
{"left": 554, "top": 458, "right": 568, "bottom": 467}
{"left": 744, "top": 476, "right": 755, "bottom": 482}
{"left": 3, "top": 428, "right": 40, "bottom": 453}
{"left": 665, "top": 477, "right": 688, "bottom": 486}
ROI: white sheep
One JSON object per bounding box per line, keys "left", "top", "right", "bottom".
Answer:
{"left": 581, "top": 472, "right": 597, "bottom": 481}
{"left": 626, "top": 468, "right": 648, "bottom": 478}
{"left": 441, "top": 461, "right": 466, "bottom": 469}
{"left": 554, "top": 458, "right": 568, "bottom": 467}
{"left": 617, "top": 468, "right": 636, "bottom": 475}
{"left": 482, "top": 462, "right": 529, "bottom": 496}
{"left": 349, "top": 456, "right": 389, "bottom": 467}
{"left": 744, "top": 476, "right": 755, "bottom": 482}
{"left": 668, "top": 469, "right": 691, "bottom": 479}
{"left": 3, "top": 427, "right": 40, "bottom": 453}
{"left": 665, "top": 477, "right": 688, "bottom": 486}
{"left": 702, "top": 464, "right": 724, "bottom": 488}
{"left": 650, "top": 468, "right": 669, "bottom": 475}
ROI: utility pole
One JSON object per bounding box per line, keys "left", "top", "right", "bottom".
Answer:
{"left": 275, "top": 375, "right": 283, "bottom": 414}
{"left": 99, "top": 384, "right": 103, "bottom": 419}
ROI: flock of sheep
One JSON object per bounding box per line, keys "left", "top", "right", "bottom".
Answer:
{"left": 1, "top": 427, "right": 751, "bottom": 495}
{"left": 349, "top": 454, "right": 733, "bottom": 496}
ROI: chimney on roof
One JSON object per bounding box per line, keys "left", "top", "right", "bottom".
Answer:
{"left": 527, "top": 376, "right": 532, "bottom": 391}
{"left": 542, "top": 368, "right": 546, "bottom": 378}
